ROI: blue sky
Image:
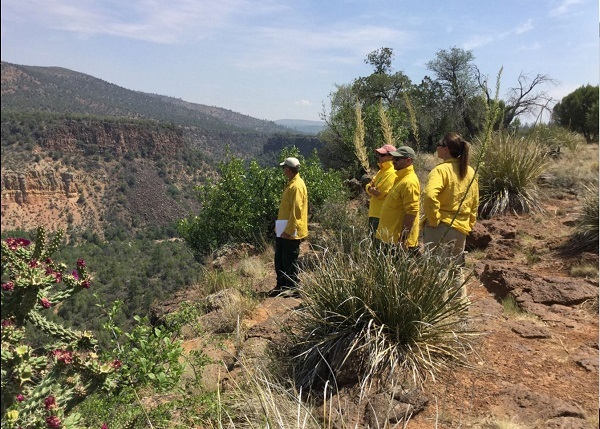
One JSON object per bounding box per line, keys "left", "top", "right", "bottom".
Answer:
{"left": 1, "top": 0, "right": 598, "bottom": 122}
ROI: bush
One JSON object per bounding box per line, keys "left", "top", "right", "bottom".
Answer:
{"left": 291, "top": 241, "right": 474, "bottom": 391}
{"left": 476, "top": 132, "right": 550, "bottom": 218}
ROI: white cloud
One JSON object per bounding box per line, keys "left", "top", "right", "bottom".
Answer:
{"left": 517, "top": 42, "right": 542, "bottom": 51}
{"left": 295, "top": 99, "right": 311, "bottom": 106}
{"left": 549, "top": 0, "right": 583, "bottom": 17}
{"left": 1, "top": 0, "right": 286, "bottom": 43}
{"left": 232, "top": 24, "right": 412, "bottom": 72}
{"left": 515, "top": 19, "right": 534, "bottom": 34}
{"left": 463, "top": 19, "right": 534, "bottom": 50}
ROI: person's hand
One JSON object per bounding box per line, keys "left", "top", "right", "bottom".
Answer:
{"left": 280, "top": 232, "right": 293, "bottom": 239}
{"left": 370, "top": 186, "right": 381, "bottom": 197}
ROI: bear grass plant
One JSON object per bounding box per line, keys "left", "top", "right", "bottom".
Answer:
{"left": 476, "top": 132, "right": 550, "bottom": 218}
{"left": 291, "top": 238, "right": 475, "bottom": 392}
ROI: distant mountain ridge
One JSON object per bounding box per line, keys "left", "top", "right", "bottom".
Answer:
{"left": 275, "top": 119, "right": 327, "bottom": 135}
{"left": 0, "top": 61, "right": 288, "bottom": 134}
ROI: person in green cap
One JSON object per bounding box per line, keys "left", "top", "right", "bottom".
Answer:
{"left": 375, "top": 146, "right": 420, "bottom": 253}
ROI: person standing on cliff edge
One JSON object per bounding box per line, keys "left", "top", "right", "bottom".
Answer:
{"left": 269, "top": 157, "right": 308, "bottom": 297}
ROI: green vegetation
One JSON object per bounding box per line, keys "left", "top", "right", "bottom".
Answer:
{"left": 1, "top": 228, "right": 184, "bottom": 428}
{"left": 178, "top": 148, "right": 345, "bottom": 259}
{"left": 552, "top": 84, "right": 599, "bottom": 142}
{"left": 477, "top": 132, "right": 550, "bottom": 218}
{"left": 292, "top": 242, "right": 473, "bottom": 390}
{"left": 319, "top": 47, "right": 555, "bottom": 175}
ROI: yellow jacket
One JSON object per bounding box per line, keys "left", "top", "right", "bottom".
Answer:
{"left": 376, "top": 165, "right": 421, "bottom": 246}
{"left": 423, "top": 158, "right": 479, "bottom": 235}
{"left": 365, "top": 160, "right": 396, "bottom": 218}
{"left": 277, "top": 174, "right": 308, "bottom": 239}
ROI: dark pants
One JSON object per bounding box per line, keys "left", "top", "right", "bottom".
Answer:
{"left": 368, "top": 217, "right": 380, "bottom": 241}
{"left": 275, "top": 237, "right": 301, "bottom": 289}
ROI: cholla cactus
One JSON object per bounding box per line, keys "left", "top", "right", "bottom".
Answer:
{"left": 1, "top": 227, "right": 117, "bottom": 429}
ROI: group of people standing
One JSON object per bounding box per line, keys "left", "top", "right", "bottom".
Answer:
{"left": 366, "top": 132, "right": 479, "bottom": 300}
{"left": 268, "top": 132, "right": 479, "bottom": 301}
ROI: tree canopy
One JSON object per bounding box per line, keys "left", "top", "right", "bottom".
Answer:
{"left": 552, "top": 84, "right": 599, "bottom": 142}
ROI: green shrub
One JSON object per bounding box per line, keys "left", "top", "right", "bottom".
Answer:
{"left": 477, "top": 132, "right": 550, "bottom": 218}
{"left": 292, "top": 242, "right": 474, "bottom": 391}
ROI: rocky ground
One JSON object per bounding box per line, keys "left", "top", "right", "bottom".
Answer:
{"left": 156, "top": 183, "right": 598, "bottom": 428}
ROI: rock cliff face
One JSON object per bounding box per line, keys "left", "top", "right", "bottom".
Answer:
{"left": 41, "top": 120, "right": 185, "bottom": 157}
{"left": 1, "top": 119, "right": 200, "bottom": 237}
{"left": 2, "top": 170, "right": 78, "bottom": 203}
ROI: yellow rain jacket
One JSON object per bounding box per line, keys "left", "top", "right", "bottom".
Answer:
{"left": 376, "top": 165, "right": 421, "bottom": 246}
{"left": 423, "top": 158, "right": 479, "bottom": 236}
{"left": 277, "top": 174, "right": 308, "bottom": 239}
{"left": 365, "top": 160, "right": 396, "bottom": 218}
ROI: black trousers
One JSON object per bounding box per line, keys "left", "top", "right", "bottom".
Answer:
{"left": 274, "top": 237, "right": 301, "bottom": 289}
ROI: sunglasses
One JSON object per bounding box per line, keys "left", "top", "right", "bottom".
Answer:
{"left": 437, "top": 143, "right": 447, "bottom": 147}
{"left": 377, "top": 153, "right": 390, "bottom": 157}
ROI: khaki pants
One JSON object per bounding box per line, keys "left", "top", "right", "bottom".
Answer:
{"left": 423, "top": 223, "right": 468, "bottom": 302}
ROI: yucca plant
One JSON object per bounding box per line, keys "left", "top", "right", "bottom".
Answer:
{"left": 477, "top": 132, "right": 550, "bottom": 218}
{"left": 291, "top": 241, "right": 474, "bottom": 392}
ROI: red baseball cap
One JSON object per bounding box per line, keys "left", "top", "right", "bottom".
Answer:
{"left": 374, "top": 144, "right": 397, "bottom": 154}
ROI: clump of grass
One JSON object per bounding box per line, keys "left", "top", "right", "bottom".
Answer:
{"left": 501, "top": 295, "right": 524, "bottom": 317}
{"left": 215, "top": 360, "right": 323, "bottom": 429}
{"left": 476, "top": 132, "right": 550, "bottom": 218}
{"left": 560, "top": 187, "right": 599, "bottom": 255}
{"left": 291, "top": 241, "right": 475, "bottom": 392}
{"left": 570, "top": 263, "right": 599, "bottom": 279}
{"left": 476, "top": 416, "right": 529, "bottom": 428}
{"left": 200, "top": 268, "right": 243, "bottom": 295}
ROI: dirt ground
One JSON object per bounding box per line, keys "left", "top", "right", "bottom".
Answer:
{"left": 405, "top": 192, "right": 599, "bottom": 428}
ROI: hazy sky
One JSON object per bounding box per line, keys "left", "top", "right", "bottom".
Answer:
{"left": 1, "top": 0, "right": 598, "bottom": 122}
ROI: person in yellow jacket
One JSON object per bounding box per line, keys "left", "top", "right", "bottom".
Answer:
{"left": 365, "top": 144, "right": 397, "bottom": 239}
{"left": 376, "top": 146, "right": 420, "bottom": 251}
{"left": 423, "top": 132, "right": 479, "bottom": 301}
{"left": 270, "top": 157, "right": 308, "bottom": 297}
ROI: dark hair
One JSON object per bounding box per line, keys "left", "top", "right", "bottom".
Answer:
{"left": 441, "top": 132, "right": 470, "bottom": 179}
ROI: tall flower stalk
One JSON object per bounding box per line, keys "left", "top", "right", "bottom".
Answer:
{"left": 379, "top": 99, "right": 395, "bottom": 148}
{"left": 353, "top": 98, "right": 371, "bottom": 175}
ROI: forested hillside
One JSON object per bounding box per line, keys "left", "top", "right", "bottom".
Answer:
{"left": 1, "top": 62, "right": 324, "bottom": 238}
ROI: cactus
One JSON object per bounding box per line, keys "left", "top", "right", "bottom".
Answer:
{"left": 1, "top": 227, "right": 117, "bottom": 429}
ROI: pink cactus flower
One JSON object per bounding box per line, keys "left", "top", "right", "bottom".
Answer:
{"left": 44, "top": 396, "right": 57, "bottom": 410}
{"left": 2, "top": 282, "right": 14, "bottom": 291}
{"left": 40, "top": 298, "right": 52, "bottom": 309}
{"left": 46, "top": 415, "right": 62, "bottom": 428}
